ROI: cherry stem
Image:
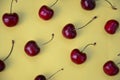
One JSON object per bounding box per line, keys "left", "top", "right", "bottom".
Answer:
{"left": 105, "top": 0, "right": 117, "bottom": 10}
{"left": 3, "top": 40, "right": 15, "bottom": 61}
{"left": 117, "top": 62, "right": 120, "bottom": 65}
{"left": 47, "top": 68, "right": 64, "bottom": 80}
{"left": 116, "top": 54, "right": 120, "bottom": 65}
{"left": 117, "top": 53, "right": 120, "bottom": 56}
{"left": 76, "top": 16, "right": 97, "bottom": 30}
{"left": 50, "top": 0, "right": 58, "bottom": 7}
{"left": 41, "top": 33, "right": 54, "bottom": 46}
{"left": 10, "top": 0, "right": 17, "bottom": 13}
{"left": 81, "top": 42, "right": 96, "bottom": 52}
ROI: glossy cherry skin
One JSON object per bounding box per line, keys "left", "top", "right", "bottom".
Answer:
{"left": 62, "top": 23, "right": 77, "bottom": 39}
{"left": 39, "top": 5, "right": 54, "bottom": 20}
{"left": 71, "top": 49, "right": 87, "bottom": 64}
{"left": 81, "top": 0, "right": 96, "bottom": 10}
{"left": 0, "top": 60, "right": 5, "bottom": 72}
{"left": 2, "top": 13, "right": 19, "bottom": 27}
{"left": 103, "top": 60, "right": 119, "bottom": 76}
{"left": 35, "top": 75, "right": 46, "bottom": 80}
{"left": 104, "top": 19, "right": 119, "bottom": 34}
{"left": 24, "top": 40, "right": 40, "bottom": 56}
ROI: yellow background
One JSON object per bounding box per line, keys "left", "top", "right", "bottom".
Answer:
{"left": 0, "top": 0, "right": 120, "bottom": 80}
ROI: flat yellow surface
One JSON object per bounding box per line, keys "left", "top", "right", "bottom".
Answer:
{"left": 0, "top": 0, "right": 120, "bottom": 80}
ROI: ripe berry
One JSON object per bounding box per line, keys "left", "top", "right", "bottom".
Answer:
{"left": 71, "top": 42, "right": 96, "bottom": 64}
{"left": 62, "top": 16, "right": 97, "bottom": 39}
{"left": 103, "top": 54, "right": 120, "bottom": 76}
{"left": 24, "top": 34, "right": 54, "bottom": 56}
{"left": 2, "top": 0, "right": 19, "bottom": 27}
{"left": 103, "top": 60, "right": 119, "bottom": 76}
{"left": 38, "top": 0, "right": 58, "bottom": 20}
{"left": 81, "top": 0, "right": 96, "bottom": 10}
{"left": 104, "top": 19, "right": 119, "bottom": 34}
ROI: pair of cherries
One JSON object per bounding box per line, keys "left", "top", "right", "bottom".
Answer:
{"left": 70, "top": 42, "right": 120, "bottom": 76}
{"left": 62, "top": 17, "right": 119, "bottom": 40}
{"left": 39, "top": 0, "right": 117, "bottom": 20}
{"left": 2, "top": 0, "right": 58, "bottom": 27}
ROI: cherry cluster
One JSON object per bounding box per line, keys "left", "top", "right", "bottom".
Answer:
{"left": 1, "top": 0, "right": 120, "bottom": 79}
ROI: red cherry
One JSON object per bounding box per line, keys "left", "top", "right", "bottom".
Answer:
{"left": 81, "top": 0, "right": 96, "bottom": 10}
{"left": 71, "top": 42, "right": 96, "bottom": 64}
{"left": 24, "top": 34, "right": 54, "bottom": 56}
{"left": 38, "top": 0, "right": 58, "bottom": 20}
{"left": 103, "top": 60, "right": 119, "bottom": 76}
{"left": 62, "top": 24, "right": 77, "bottom": 39}
{"left": 105, "top": 0, "right": 117, "bottom": 10}
{"left": 34, "top": 68, "right": 64, "bottom": 80}
{"left": 24, "top": 40, "right": 40, "bottom": 56}
{"left": 39, "top": 5, "right": 54, "bottom": 20}
{"left": 62, "top": 16, "right": 97, "bottom": 39}
{"left": 2, "top": 0, "right": 19, "bottom": 27}
{"left": 35, "top": 75, "right": 46, "bottom": 80}
{"left": 71, "top": 49, "right": 87, "bottom": 64}
{"left": 0, "top": 60, "right": 5, "bottom": 72}
{"left": 104, "top": 19, "right": 119, "bottom": 34}
{"left": 0, "top": 40, "right": 15, "bottom": 72}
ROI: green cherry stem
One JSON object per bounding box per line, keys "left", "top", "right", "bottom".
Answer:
{"left": 50, "top": 0, "right": 58, "bottom": 7}
{"left": 41, "top": 33, "right": 54, "bottom": 46}
{"left": 116, "top": 53, "right": 120, "bottom": 65}
{"left": 3, "top": 40, "right": 15, "bottom": 61}
{"left": 76, "top": 16, "right": 97, "bottom": 30}
{"left": 47, "top": 68, "right": 64, "bottom": 80}
{"left": 81, "top": 42, "right": 96, "bottom": 52}
{"left": 10, "top": 0, "right": 17, "bottom": 13}
{"left": 105, "top": 0, "right": 117, "bottom": 10}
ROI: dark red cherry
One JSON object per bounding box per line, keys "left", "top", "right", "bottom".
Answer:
{"left": 38, "top": 0, "right": 58, "bottom": 20}
{"left": 24, "top": 40, "right": 40, "bottom": 56}
{"left": 0, "top": 40, "right": 15, "bottom": 72}
{"left": 103, "top": 60, "right": 119, "bottom": 76}
{"left": 39, "top": 5, "right": 54, "bottom": 20}
{"left": 71, "top": 49, "right": 87, "bottom": 64}
{"left": 104, "top": 19, "right": 119, "bottom": 34}
{"left": 2, "top": 0, "right": 19, "bottom": 27}
{"left": 0, "top": 60, "right": 5, "bottom": 72}
{"left": 71, "top": 42, "right": 96, "bottom": 64}
{"left": 35, "top": 75, "right": 46, "bottom": 80}
{"left": 62, "top": 16, "right": 97, "bottom": 39}
{"left": 62, "top": 24, "right": 77, "bottom": 39}
{"left": 34, "top": 68, "right": 64, "bottom": 80}
{"left": 24, "top": 34, "right": 54, "bottom": 56}
{"left": 81, "top": 0, "right": 96, "bottom": 10}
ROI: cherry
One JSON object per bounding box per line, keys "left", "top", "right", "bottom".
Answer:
{"left": 34, "top": 68, "right": 64, "bottom": 80}
{"left": 2, "top": 0, "right": 19, "bottom": 27}
{"left": 81, "top": 0, "right": 96, "bottom": 10}
{"left": 0, "top": 40, "right": 15, "bottom": 72}
{"left": 24, "top": 34, "right": 54, "bottom": 56}
{"left": 62, "top": 16, "right": 97, "bottom": 39}
{"left": 103, "top": 61, "right": 119, "bottom": 76}
{"left": 71, "top": 42, "right": 96, "bottom": 64}
{"left": 104, "top": 19, "right": 119, "bottom": 34}
{"left": 105, "top": 0, "right": 117, "bottom": 10}
{"left": 38, "top": 0, "right": 58, "bottom": 20}
{"left": 103, "top": 54, "right": 120, "bottom": 76}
